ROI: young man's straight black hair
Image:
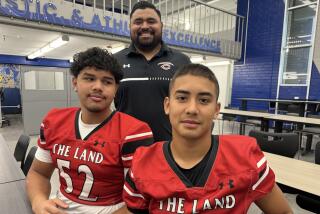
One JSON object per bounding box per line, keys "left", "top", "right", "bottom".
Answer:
{"left": 130, "top": 1, "right": 161, "bottom": 20}
{"left": 70, "top": 47, "right": 123, "bottom": 84}
{"left": 169, "top": 63, "right": 220, "bottom": 101}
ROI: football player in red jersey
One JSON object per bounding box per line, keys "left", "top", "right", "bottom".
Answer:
{"left": 26, "top": 47, "right": 153, "bottom": 214}
{"left": 123, "top": 64, "right": 292, "bottom": 213}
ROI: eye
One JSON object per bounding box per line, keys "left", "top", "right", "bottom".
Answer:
{"left": 83, "top": 76, "right": 94, "bottom": 81}
{"left": 199, "top": 98, "right": 210, "bottom": 104}
{"left": 134, "top": 19, "right": 143, "bottom": 25}
{"left": 176, "top": 95, "right": 187, "bottom": 102}
{"left": 102, "top": 79, "right": 113, "bottom": 85}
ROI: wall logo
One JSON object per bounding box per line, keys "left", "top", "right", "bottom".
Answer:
{"left": 158, "top": 62, "right": 174, "bottom": 71}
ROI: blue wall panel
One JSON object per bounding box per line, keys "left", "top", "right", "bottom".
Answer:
{"left": 309, "top": 63, "right": 320, "bottom": 100}
{"left": 232, "top": 0, "right": 284, "bottom": 110}
{"left": 233, "top": 0, "right": 320, "bottom": 110}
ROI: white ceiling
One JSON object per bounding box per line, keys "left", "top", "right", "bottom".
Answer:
{"left": 0, "top": 0, "right": 236, "bottom": 62}
{"left": 0, "top": 23, "right": 122, "bottom": 60}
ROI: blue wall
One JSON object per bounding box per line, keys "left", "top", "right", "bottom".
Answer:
{"left": 232, "top": 0, "right": 320, "bottom": 110}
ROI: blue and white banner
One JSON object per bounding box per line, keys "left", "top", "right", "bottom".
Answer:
{"left": 0, "top": 0, "right": 221, "bottom": 53}
{"left": 0, "top": 64, "right": 20, "bottom": 88}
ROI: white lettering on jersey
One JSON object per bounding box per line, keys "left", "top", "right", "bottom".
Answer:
{"left": 52, "top": 144, "right": 103, "bottom": 164}
{"left": 74, "top": 147, "right": 103, "bottom": 164}
{"left": 53, "top": 144, "right": 71, "bottom": 157}
{"left": 159, "top": 194, "right": 236, "bottom": 213}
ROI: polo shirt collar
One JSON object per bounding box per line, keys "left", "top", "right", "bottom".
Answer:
{"left": 126, "top": 41, "right": 170, "bottom": 57}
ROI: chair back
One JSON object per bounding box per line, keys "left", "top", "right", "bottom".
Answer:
{"left": 249, "top": 130, "right": 299, "bottom": 158}
{"left": 315, "top": 142, "right": 320, "bottom": 164}
{"left": 22, "top": 146, "right": 37, "bottom": 176}
{"left": 13, "top": 134, "right": 30, "bottom": 168}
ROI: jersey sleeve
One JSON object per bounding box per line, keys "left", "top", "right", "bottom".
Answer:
{"left": 123, "top": 169, "right": 149, "bottom": 213}
{"left": 121, "top": 122, "right": 153, "bottom": 168}
{"left": 37, "top": 117, "right": 50, "bottom": 150}
{"left": 248, "top": 139, "right": 275, "bottom": 201}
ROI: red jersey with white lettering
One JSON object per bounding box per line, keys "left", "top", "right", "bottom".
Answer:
{"left": 124, "top": 135, "right": 275, "bottom": 213}
{"left": 38, "top": 107, "right": 153, "bottom": 206}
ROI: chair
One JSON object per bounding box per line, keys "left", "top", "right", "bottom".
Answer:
{"left": 249, "top": 130, "right": 299, "bottom": 158}
{"left": 22, "top": 146, "right": 37, "bottom": 176}
{"left": 300, "top": 114, "right": 320, "bottom": 155}
{"left": 315, "top": 141, "right": 320, "bottom": 164}
{"left": 13, "top": 134, "right": 30, "bottom": 169}
{"left": 295, "top": 143, "right": 320, "bottom": 213}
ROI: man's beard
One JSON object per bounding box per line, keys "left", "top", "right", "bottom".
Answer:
{"left": 132, "top": 29, "right": 162, "bottom": 52}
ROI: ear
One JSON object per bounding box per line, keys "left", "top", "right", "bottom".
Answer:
{"left": 72, "top": 77, "right": 77, "bottom": 92}
{"left": 213, "top": 102, "right": 221, "bottom": 120}
{"left": 164, "top": 96, "right": 170, "bottom": 115}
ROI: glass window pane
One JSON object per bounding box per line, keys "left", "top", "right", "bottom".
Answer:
{"left": 286, "top": 4, "right": 316, "bottom": 46}
{"left": 282, "top": 47, "right": 310, "bottom": 84}
{"left": 38, "top": 71, "right": 55, "bottom": 90}
{"left": 289, "top": 0, "right": 317, "bottom": 7}
{"left": 24, "top": 71, "right": 36, "bottom": 90}
{"left": 55, "top": 72, "right": 64, "bottom": 90}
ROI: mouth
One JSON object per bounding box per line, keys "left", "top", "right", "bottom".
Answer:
{"left": 138, "top": 30, "right": 154, "bottom": 37}
{"left": 181, "top": 119, "right": 201, "bottom": 128}
{"left": 88, "top": 94, "right": 105, "bottom": 102}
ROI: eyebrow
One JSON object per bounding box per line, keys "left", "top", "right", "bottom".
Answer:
{"left": 82, "top": 72, "right": 115, "bottom": 81}
{"left": 175, "top": 90, "right": 213, "bottom": 97}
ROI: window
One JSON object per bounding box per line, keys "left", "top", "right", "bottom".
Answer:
{"left": 279, "top": 0, "right": 318, "bottom": 85}
{"left": 24, "top": 70, "right": 64, "bottom": 90}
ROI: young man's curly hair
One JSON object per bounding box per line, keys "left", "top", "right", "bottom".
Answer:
{"left": 70, "top": 47, "right": 123, "bottom": 84}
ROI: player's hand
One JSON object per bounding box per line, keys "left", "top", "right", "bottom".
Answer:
{"left": 32, "top": 198, "right": 68, "bottom": 214}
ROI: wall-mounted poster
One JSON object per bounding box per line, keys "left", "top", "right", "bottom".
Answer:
{"left": 0, "top": 64, "right": 20, "bottom": 88}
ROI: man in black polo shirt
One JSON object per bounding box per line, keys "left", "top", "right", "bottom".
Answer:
{"left": 114, "top": 1, "right": 190, "bottom": 142}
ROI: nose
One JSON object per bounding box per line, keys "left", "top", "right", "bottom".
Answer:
{"left": 92, "top": 80, "right": 103, "bottom": 91}
{"left": 141, "top": 21, "right": 149, "bottom": 29}
{"left": 186, "top": 99, "right": 199, "bottom": 115}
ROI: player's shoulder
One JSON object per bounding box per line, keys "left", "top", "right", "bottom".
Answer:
{"left": 45, "top": 107, "right": 79, "bottom": 121}
{"left": 219, "top": 134, "right": 258, "bottom": 148}
{"left": 132, "top": 141, "right": 164, "bottom": 164}
{"left": 115, "top": 111, "right": 150, "bottom": 127}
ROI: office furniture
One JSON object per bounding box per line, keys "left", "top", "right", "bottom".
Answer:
{"left": 249, "top": 130, "right": 299, "bottom": 158}
{"left": 13, "top": 134, "right": 30, "bottom": 169}
{"left": 22, "top": 146, "right": 37, "bottom": 176}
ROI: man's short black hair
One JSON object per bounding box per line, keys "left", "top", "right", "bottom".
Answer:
{"left": 70, "top": 47, "right": 123, "bottom": 84}
{"left": 169, "top": 64, "right": 220, "bottom": 101}
{"left": 130, "top": 1, "right": 161, "bottom": 20}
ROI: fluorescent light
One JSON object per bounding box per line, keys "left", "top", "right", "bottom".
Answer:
{"left": 27, "top": 35, "right": 69, "bottom": 59}
{"left": 190, "top": 55, "right": 204, "bottom": 63}
{"left": 205, "top": 61, "right": 231, "bottom": 66}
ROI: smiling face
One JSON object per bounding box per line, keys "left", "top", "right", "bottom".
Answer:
{"left": 164, "top": 74, "right": 220, "bottom": 141}
{"left": 72, "top": 67, "right": 117, "bottom": 119}
{"left": 130, "top": 8, "right": 163, "bottom": 52}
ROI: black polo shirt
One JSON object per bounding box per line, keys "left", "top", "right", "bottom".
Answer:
{"left": 114, "top": 43, "right": 191, "bottom": 142}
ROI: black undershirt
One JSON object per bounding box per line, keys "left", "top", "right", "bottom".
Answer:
{"left": 168, "top": 143, "right": 212, "bottom": 187}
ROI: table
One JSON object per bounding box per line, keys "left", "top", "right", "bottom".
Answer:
{"left": 265, "top": 114, "right": 320, "bottom": 133}
{"left": 0, "top": 180, "right": 33, "bottom": 213}
{"left": 0, "top": 134, "right": 33, "bottom": 213}
{"left": 238, "top": 98, "right": 320, "bottom": 116}
{"left": 264, "top": 152, "right": 320, "bottom": 196}
{"left": 220, "top": 109, "right": 272, "bottom": 134}
{"left": 0, "top": 134, "right": 25, "bottom": 184}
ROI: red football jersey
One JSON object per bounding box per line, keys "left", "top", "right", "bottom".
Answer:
{"left": 123, "top": 135, "right": 275, "bottom": 213}
{"left": 38, "top": 107, "right": 153, "bottom": 206}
